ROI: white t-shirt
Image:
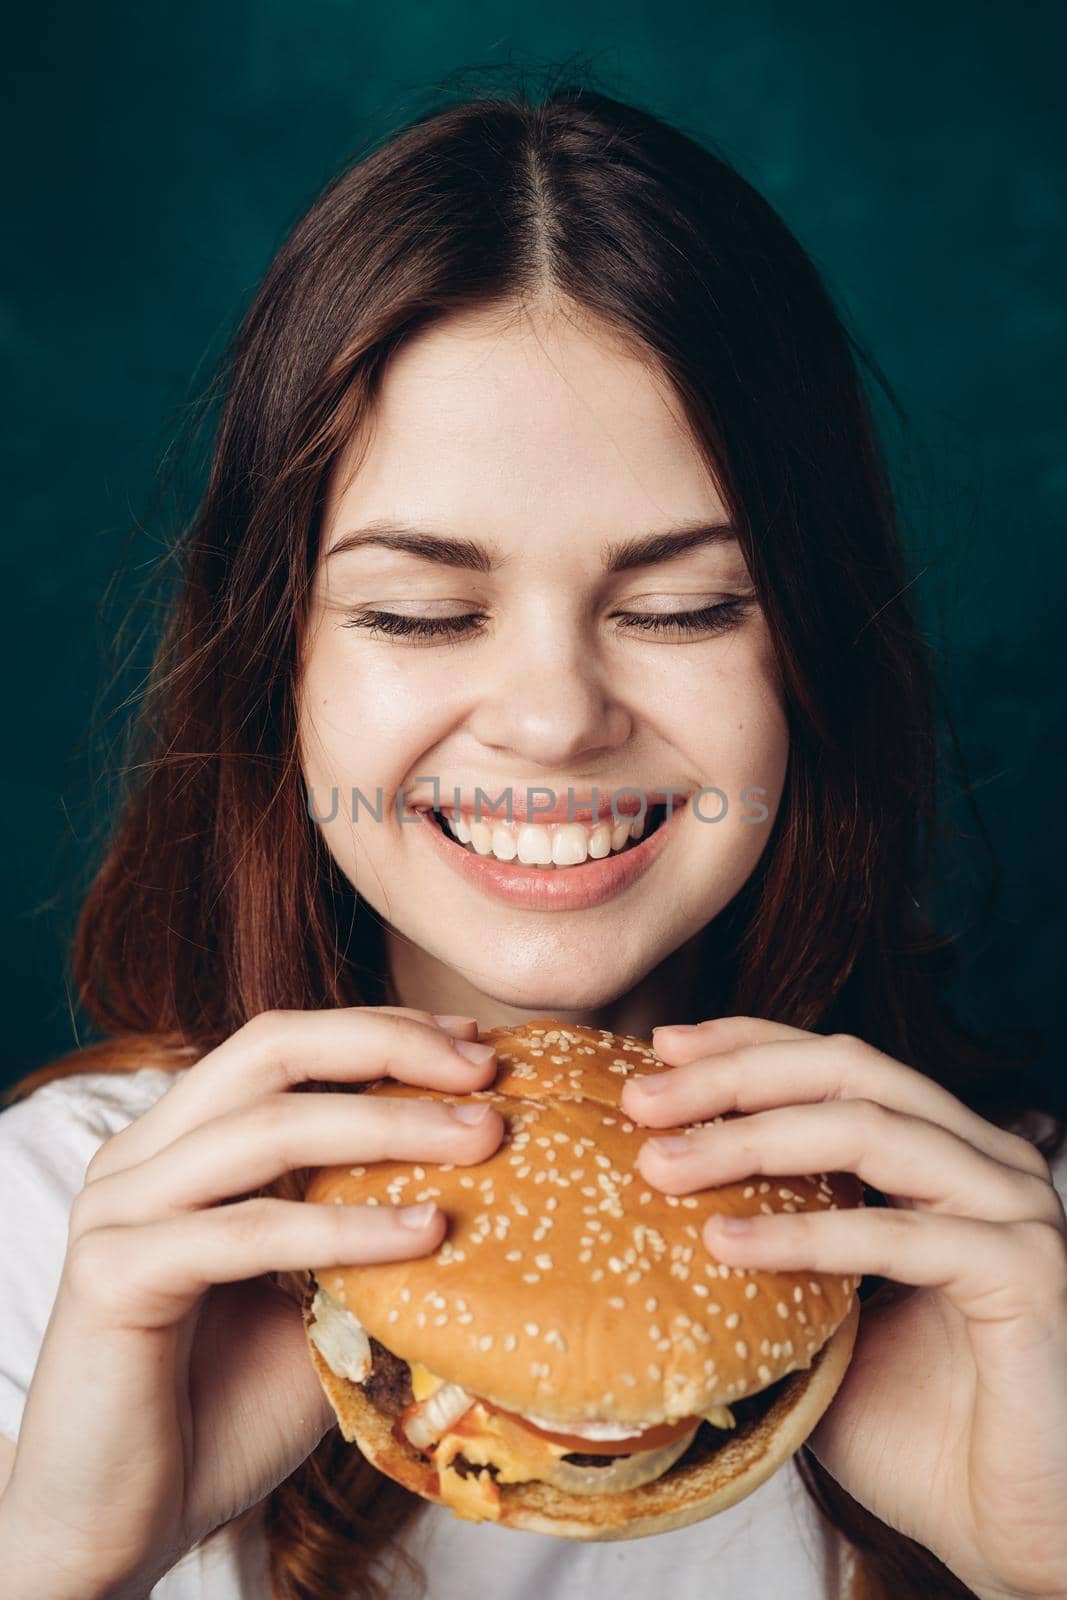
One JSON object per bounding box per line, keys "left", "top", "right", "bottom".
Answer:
{"left": 2, "top": 1065, "right": 1063, "bottom": 1598}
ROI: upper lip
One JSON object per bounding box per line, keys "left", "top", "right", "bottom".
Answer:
{"left": 412, "top": 788, "right": 690, "bottom": 825}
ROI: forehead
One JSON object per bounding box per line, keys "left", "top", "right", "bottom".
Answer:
{"left": 324, "top": 304, "right": 730, "bottom": 544}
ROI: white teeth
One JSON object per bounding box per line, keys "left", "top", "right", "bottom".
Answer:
{"left": 611, "top": 819, "right": 633, "bottom": 851}
{"left": 435, "top": 806, "right": 668, "bottom": 868}
{"left": 552, "top": 824, "right": 589, "bottom": 867}
{"left": 516, "top": 825, "right": 553, "bottom": 865}
{"left": 587, "top": 822, "right": 612, "bottom": 859}
{"left": 490, "top": 824, "right": 518, "bottom": 861}
{"left": 469, "top": 820, "right": 494, "bottom": 855}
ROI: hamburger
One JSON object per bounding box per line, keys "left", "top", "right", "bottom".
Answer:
{"left": 301, "top": 1020, "right": 863, "bottom": 1539}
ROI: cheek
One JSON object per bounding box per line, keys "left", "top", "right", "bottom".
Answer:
{"left": 297, "top": 639, "right": 452, "bottom": 793}
{"left": 673, "top": 637, "right": 788, "bottom": 786}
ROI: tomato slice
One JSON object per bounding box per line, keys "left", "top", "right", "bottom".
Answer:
{"left": 483, "top": 1399, "right": 701, "bottom": 1456}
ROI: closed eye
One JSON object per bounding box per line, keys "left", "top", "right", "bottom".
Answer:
{"left": 341, "top": 597, "right": 755, "bottom": 643}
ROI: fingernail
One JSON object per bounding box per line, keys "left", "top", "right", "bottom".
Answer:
{"left": 707, "top": 1213, "right": 753, "bottom": 1235}
{"left": 397, "top": 1201, "right": 438, "bottom": 1229}
{"left": 630, "top": 1072, "right": 674, "bottom": 1094}
{"left": 433, "top": 1013, "right": 478, "bottom": 1031}
{"left": 654, "top": 1023, "right": 700, "bottom": 1036}
{"left": 453, "top": 1040, "right": 496, "bottom": 1065}
{"left": 449, "top": 1102, "right": 493, "bottom": 1125}
{"left": 646, "top": 1134, "right": 693, "bottom": 1156}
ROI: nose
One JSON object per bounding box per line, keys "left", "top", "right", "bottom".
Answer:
{"left": 466, "top": 616, "right": 632, "bottom": 768}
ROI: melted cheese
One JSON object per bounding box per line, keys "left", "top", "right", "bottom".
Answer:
{"left": 701, "top": 1403, "right": 736, "bottom": 1430}
{"left": 409, "top": 1361, "right": 445, "bottom": 1402}
{"left": 431, "top": 1401, "right": 573, "bottom": 1521}
{"left": 406, "top": 1365, "right": 737, "bottom": 1521}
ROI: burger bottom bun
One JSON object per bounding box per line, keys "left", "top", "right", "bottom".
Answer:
{"left": 302, "top": 1291, "right": 860, "bottom": 1541}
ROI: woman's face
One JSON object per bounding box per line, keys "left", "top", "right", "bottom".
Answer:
{"left": 298, "top": 300, "right": 789, "bottom": 1032}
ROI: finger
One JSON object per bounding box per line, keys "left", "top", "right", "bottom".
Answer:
{"left": 635, "top": 1100, "right": 1062, "bottom": 1226}
{"left": 65, "top": 1196, "right": 452, "bottom": 1331}
{"left": 698, "top": 1207, "right": 1067, "bottom": 1326}
{"left": 623, "top": 1032, "right": 1047, "bottom": 1179}
{"left": 72, "top": 1093, "right": 503, "bottom": 1234}
{"left": 86, "top": 1009, "right": 498, "bottom": 1181}
{"left": 652, "top": 1015, "right": 810, "bottom": 1061}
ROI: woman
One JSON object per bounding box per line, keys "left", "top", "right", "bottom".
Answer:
{"left": 1, "top": 76, "right": 1064, "bottom": 1600}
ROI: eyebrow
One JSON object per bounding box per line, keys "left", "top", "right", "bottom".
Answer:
{"left": 324, "top": 518, "right": 739, "bottom": 574}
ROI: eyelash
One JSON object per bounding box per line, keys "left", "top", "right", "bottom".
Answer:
{"left": 341, "top": 598, "right": 754, "bottom": 643}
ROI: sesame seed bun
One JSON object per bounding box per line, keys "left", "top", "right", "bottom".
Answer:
{"left": 302, "top": 1020, "right": 863, "bottom": 1536}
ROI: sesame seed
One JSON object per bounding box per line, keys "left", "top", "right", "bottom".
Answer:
{"left": 608, "top": 1296, "right": 625, "bottom": 1310}
{"left": 534, "top": 1253, "right": 553, "bottom": 1270}
{"left": 522, "top": 1273, "right": 541, "bottom": 1285}
{"left": 645, "top": 1296, "right": 658, "bottom": 1312}
{"left": 776, "top": 1301, "right": 790, "bottom": 1318}
{"left": 724, "top": 1312, "right": 740, "bottom": 1329}
{"left": 735, "top": 1340, "right": 748, "bottom": 1359}
{"left": 478, "top": 1335, "right": 493, "bottom": 1351}
{"left": 387, "top": 1309, "right": 399, "bottom": 1323}
{"left": 647, "top": 1363, "right": 662, "bottom": 1380}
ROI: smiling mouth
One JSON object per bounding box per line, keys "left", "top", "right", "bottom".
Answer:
{"left": 431, "top": 796, "right": 671, "bottom": 870}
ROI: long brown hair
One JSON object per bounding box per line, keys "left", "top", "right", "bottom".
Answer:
{"left": 6, "top": 65, "right": 1063, "bottom": 1600}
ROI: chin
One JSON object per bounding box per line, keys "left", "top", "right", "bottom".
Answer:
{"left": 301, "top": 1020, "right": 863, "bottom": 1540}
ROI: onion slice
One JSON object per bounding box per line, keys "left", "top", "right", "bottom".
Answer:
{"left": 401, "top": 1382, "right": 477, "bottom": 1450}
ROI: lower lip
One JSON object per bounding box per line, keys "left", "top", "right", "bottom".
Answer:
{"left": 414, "top": 803, "right": 688, "bottom": 910}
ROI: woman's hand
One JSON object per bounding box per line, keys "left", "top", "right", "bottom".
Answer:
{"left": 0, "top": 1007, "right": 502, "bottom": 1600}
{"left": 621, "top": 1015, "right": 1067, "bottom": 1600}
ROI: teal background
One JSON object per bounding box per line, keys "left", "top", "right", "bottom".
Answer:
{"left": 2, "top": 4, "right": 1063, "bottom": 1096}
